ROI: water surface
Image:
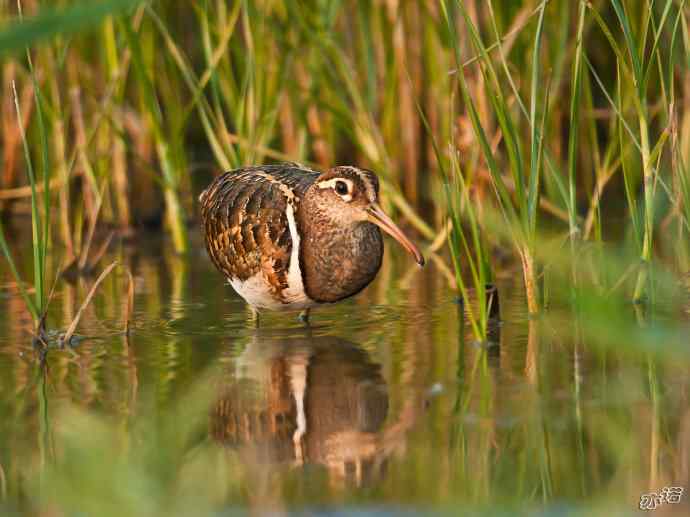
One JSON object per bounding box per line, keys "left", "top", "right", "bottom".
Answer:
{"left": 0, "top": 229, "right": 688, "bottom": 516}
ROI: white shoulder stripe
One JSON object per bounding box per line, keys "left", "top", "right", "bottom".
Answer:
{"left": 281, "top": 202, "right": 313, "bottom": 307}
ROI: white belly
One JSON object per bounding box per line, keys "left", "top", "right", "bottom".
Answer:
{"left": 229, "top": 202, "right": 315, "bottom": 311}
{"left": 229, "top": 273, "right": 315, "bottom": 311}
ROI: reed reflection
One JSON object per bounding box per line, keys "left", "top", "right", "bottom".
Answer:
{"left": 211, "top": 333, "right": 416, "bottom": 487}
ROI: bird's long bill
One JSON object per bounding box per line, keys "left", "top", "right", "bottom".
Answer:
{"left": 367, "top": 203, "right": 425, "bottom": 266}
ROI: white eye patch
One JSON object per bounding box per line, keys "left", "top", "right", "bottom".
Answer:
{"left": 316, "top": 178, "right": 354, "bottom": 202}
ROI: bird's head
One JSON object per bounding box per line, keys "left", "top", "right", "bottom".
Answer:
{"left": 305, "top": 166, "right": 424, "bottom": 266}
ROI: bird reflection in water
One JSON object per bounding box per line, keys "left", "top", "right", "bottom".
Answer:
{"left": 211, "top": 334, "right": 418, "bottom": 488}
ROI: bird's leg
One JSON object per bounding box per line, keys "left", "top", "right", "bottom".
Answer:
{"left": 250, "top": 307, "right": 260, "bottom": 328}
{"left": 298, "top": 308, "right": 310, "bottom": 325}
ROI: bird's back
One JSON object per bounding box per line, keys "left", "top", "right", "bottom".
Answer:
{"left": 199, "top": 164, "right": 319, "bottom": 309}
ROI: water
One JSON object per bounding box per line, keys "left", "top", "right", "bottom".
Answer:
{"left": 0, "top": 229, "right": 689, "bottom": 516}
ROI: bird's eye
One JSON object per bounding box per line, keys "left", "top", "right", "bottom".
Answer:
{"left": 334, "top": 180, "right": 349, "bottom": 196}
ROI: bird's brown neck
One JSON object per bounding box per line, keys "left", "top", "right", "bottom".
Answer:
{"left": 297, "top": 202, "right": 383, "bottom": 303}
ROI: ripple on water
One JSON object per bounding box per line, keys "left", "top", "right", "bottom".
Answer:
{"left": 0, "top": 241, "right": 689, "bottom": 514}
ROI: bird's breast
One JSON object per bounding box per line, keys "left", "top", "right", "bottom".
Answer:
{"left": 299, "top": 222, "right": 384, "bottom": 303}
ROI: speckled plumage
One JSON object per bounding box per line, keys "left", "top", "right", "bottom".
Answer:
{"left": 199, "top": 163, "right": 422, "bottom": 314}
{"left": 199, "top": 164, "right": 317, "bottom": 308}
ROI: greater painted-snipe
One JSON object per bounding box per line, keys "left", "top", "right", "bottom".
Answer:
{"left": 199, "top": 163, "right": 424, "bottom": 323}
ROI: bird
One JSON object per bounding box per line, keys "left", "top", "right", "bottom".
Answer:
{"left": 199, "top": 162, "right": 424, "bottom": 324}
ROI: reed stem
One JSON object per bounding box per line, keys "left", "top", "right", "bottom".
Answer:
{"left": 633, "top": 112, "right": 654, "bottom": 302}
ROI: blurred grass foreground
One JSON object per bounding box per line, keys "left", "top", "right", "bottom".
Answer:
{"left": 0, "top": 0, "right": 690, "bottom": 515}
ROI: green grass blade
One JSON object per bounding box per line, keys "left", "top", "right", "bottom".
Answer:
{"left": 12, "top": 80, "right": 44, "bottom": 318}
{"left": 24, "top": 49, "right": 50, "bottom": 316}
{"left": 440, "top": 2, "right": 518, "bottom": 227}
{"left": 0, "top": 0, "right": 143, "bottom": 57}
{"left": 567, "top": 2, "right": 587, "bottom": 239}
{"left": 527, "top": 1, "right": 547, "bottom": 237}
{"left": 586, "top": 3, "right": 635, "bottom": 83}
{"left": 121, "top": 13, "right": 188, "bottom": 252}
{"left": 642, "top": 0, "right": 675, "bottom": 91}
{"left": 610, "top": 0, "right": 644, "bottom": 92}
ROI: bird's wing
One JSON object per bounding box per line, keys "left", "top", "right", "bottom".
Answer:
{"left": 199, "top": 165, "right": 319, "bottom": 299}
